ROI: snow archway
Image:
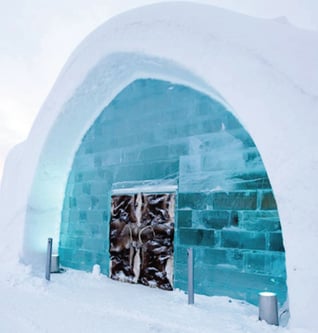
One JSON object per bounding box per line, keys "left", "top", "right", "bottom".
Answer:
{"left": 22, "top": 53, "right": 222, "bottom": 266}
{"left": 1, "top": 2, "right": 317, "bottom": 330}
{"left": 59, "top": 78, "right": 287, "bottom": 305}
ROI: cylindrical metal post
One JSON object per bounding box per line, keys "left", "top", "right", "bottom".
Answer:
{"left": 187, "top": 248, "right": 194, "bottom": 305}
{"left": 259, "top": 292, "right": 279, "bottom": 325}
{"left": 51, "top": 254, "right": 60, "bottom": 273}
{"left": 45, "top": 238, "right": 53, "bottom": 281}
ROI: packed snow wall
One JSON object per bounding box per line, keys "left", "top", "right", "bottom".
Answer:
{"left": 59, "top": 79, "right": 287, "bottom": 305}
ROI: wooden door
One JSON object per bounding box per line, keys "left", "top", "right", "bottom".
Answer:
{"left": 109, "top": 192, "right": 175, "bottom": 290}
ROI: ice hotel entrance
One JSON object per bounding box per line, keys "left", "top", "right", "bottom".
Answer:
{"left": 110, "top": 192, "right": 175, "bottom": 290}
{"left": 59, "top": 78, "right": 287, "bottom": 305}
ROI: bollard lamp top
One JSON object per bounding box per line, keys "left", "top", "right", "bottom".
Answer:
{"left": 259, "top": 292, "right": 277, "bottom": 297}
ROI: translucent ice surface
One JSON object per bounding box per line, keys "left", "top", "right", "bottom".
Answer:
{"left": 60, "top": 79, "right": 287, "bottom": 305}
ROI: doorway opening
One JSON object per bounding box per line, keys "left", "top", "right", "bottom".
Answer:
{"left": 109, "top": 192, "right": 175, "bottom": 290}
{"left": 59, "top": 78, "right": 287, "bottom": 305}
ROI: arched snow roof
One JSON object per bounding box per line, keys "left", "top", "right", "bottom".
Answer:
{"left": 0, "top": 2, "right": 317, "bottom": 330}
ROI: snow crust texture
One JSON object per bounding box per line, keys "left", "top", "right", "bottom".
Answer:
{"left": 0, "top": 268, "right": 303, "bottom": 333}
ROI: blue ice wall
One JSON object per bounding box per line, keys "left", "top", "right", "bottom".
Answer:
{"left": 59, "top": 79, "right": 287, "bottom": 305}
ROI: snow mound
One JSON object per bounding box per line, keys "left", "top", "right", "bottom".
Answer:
{"left": 0, "top": 2, "right": 317, "bottom": 331}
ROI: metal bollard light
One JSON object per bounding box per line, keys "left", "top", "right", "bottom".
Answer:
{"left": 258, "top": 292, "right": 279, "bottom": 325}
{"left": 187, "top": 248, "right": 194, "bottom": 305}
{"left": 45, "top": 238, "right": 53, "bottom": 281}
{"left": 51, "top": 254, "right": 60, "bottom": 273}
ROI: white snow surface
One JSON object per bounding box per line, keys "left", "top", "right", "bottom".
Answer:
{"left": 0, "top": 265, "right": 310, "bottom": 333}
{"left": 0, "top": 2, "right": 318, "bottom": 331}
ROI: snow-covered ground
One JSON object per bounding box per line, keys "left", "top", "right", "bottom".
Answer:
{"left": 0, "top": 263, "right": 309, "bottom": 333}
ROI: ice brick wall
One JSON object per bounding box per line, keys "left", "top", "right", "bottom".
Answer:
{"left": 59, "top": 79, "right": 287, "bottom": 305}
{"left": 175, "top": 192, "right": 286, "bottom": 304}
